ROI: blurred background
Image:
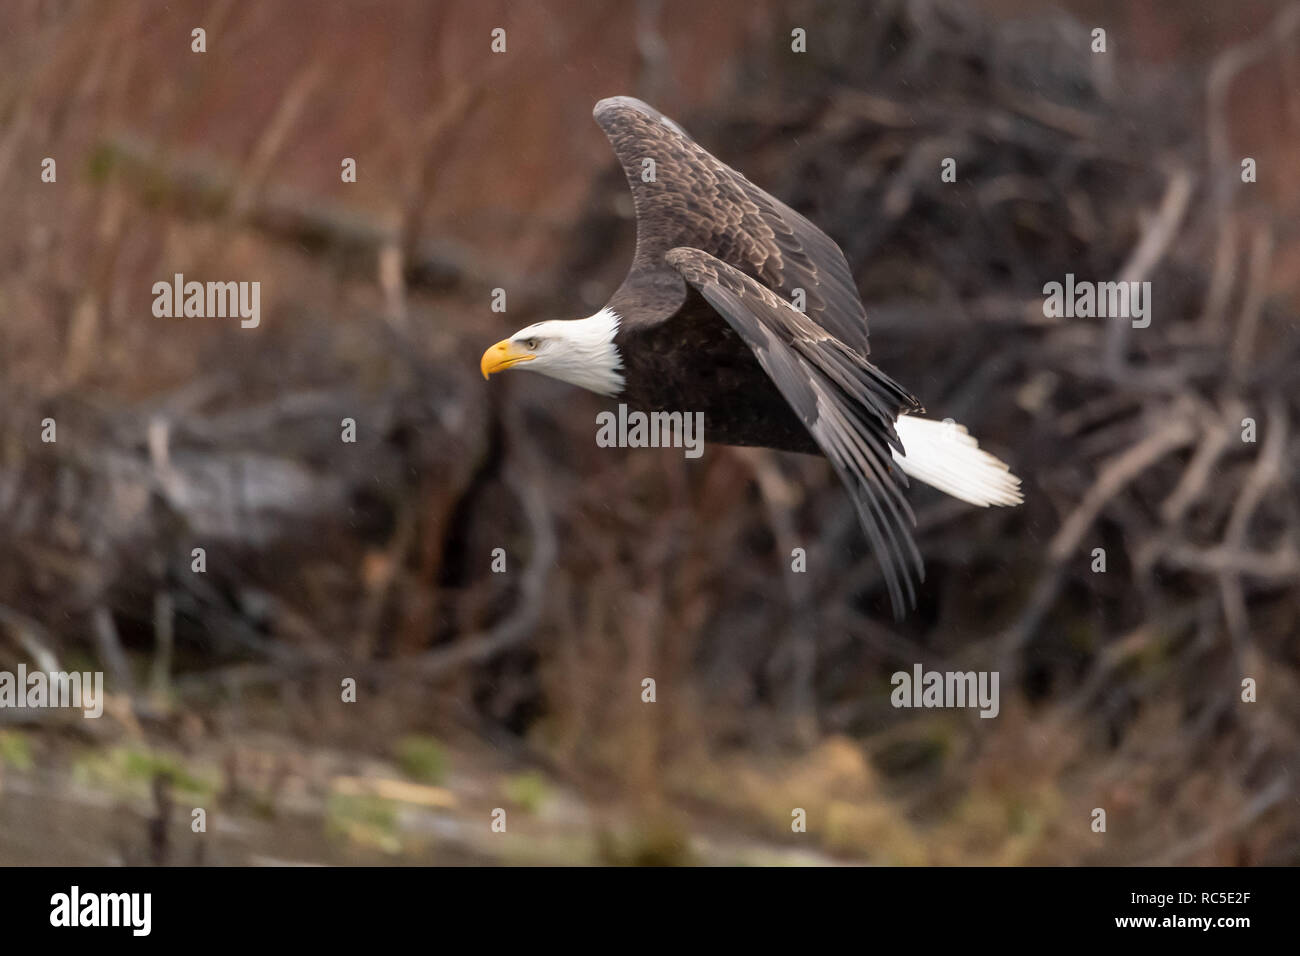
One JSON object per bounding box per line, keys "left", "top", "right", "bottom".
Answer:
{"left": 1, "top": 0, "right": 1298, "bottom": 865}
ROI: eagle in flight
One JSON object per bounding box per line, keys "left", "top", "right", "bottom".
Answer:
{"left": 482, "top": 96, "right": 1021, "bottom": 617}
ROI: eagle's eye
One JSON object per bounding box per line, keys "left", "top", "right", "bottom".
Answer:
{"left": 523, "top": 337, "right": 539, "bottom": 350}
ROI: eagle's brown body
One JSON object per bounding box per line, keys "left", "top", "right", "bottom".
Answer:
{"left": 614, "top": 287, "right": 821, "bottom": 455}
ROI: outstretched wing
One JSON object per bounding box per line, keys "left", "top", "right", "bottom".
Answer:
{"left": 665, "top": 246, "right": 923, "bottom": 618}
{"left": 594, "top": 96, "right": 871, "bottom": 354}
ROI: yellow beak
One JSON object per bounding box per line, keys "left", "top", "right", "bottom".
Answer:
{"left": 480, "top": 339, "right": 536, "bottom": 379}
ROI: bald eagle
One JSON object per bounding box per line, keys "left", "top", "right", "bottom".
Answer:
{"left": 482, "top": 96, "right": 1021, "bottom": 616}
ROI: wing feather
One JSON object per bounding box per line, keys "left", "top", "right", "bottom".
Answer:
{"left": 594, "top": 96, "right": 871, "bottom": 354}
{"left": 664, "top": 246, "right": 923, "bottom": 617}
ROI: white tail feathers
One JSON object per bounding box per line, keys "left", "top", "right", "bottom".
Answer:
{"left": 892, "top": 415, "right": 1023, "bottom": 507}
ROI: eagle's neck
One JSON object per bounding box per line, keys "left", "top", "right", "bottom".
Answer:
{"left": 546, "top": 307, "right": 625, "bottom": 397}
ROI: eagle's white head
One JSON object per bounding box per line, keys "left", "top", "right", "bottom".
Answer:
{"left": 480, "top": 307, "right": 624, "bottom": 397}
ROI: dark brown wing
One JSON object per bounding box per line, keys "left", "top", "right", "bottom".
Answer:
{"left": 594, "top": 96, "right": 871, "bottom": 354}
{"left": 665, "top": 247, "right": 922, "bottom": 618}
